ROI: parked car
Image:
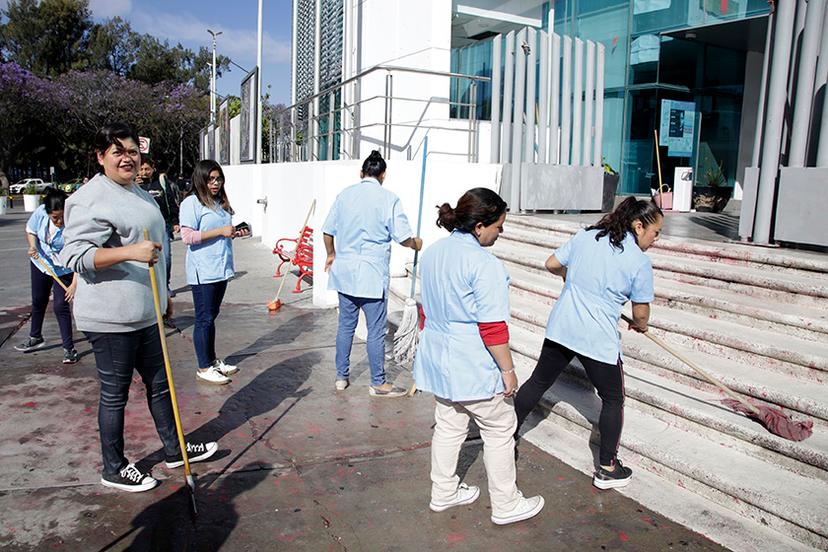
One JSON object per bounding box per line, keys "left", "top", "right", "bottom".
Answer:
{"left": 10, "top": 178, "right": 50, "bottom": 194}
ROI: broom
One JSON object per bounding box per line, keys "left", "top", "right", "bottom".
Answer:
{"left": 268, "top": 199, "right": 316, "bottom": 312}
{"left": 621, "top": 313, "right": 813, "bottom": 442}
{"left": 145, "top": 230, "right": 199, "bottom": 520}
{"left": 35, "top": 256, "right": 70, "bottom": 292}
{"left": 393, "top": 135, "right": 428, "bottom": 377}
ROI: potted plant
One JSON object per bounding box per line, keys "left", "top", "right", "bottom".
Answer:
{"left": 602, "top": 159, "right": 620, "bottom": 212}
{"left": 692, "top": 162, "right": 732, "bottom": 212}
{"left": 23, "top": 183, "right": 40, "bottom": 212}
{"left": 0, "top": 185, "right": 8, "bottom": 215}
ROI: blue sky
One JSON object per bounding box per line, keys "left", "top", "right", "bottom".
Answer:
{"left": 2, "top": 0, "right": 294, "bottom": 104}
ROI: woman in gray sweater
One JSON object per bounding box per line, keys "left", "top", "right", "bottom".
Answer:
{"left": 61, "top": 123, "right": 218, "bottom": 492}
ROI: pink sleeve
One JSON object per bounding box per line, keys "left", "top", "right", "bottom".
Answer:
{"left": 180, "top": 226, "right": 202, "bottom": 245}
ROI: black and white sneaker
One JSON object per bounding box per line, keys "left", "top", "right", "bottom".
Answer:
{"left": 593, "top": 458, "right": 633, "bottom": 490}
{"left": 101, "top": 463, "right": 158, "bottom": 493}
{"left": 15, "top": 336, "right": 45, "bottom": 352}
{"left": 63, "top": 348, "right": 79, "bottom": 364}
{"left": 165, "top": 441, "right": 218, "bottom": 468}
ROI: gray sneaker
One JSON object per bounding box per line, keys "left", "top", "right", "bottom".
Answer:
{"left": 63, "top": 348, "right": 79, "bottom": 364}
{"left": 335, "top": 379, "right": 349, "bottom": 391}
{"left": 15, "top": 336, "right": 45, "bottom": 352}
{"left": 368, "top": 383, "right": 406, "bottom": 398}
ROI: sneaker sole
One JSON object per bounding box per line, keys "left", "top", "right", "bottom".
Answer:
{"left": 62, "top": 359, "right": 79, "bottom": 364}
{"left": 14, "top": 342, "right": 45, "bottom": 352}
{"left": 166, "top": 443, "right": 218, "bottom": 469}
{"left": 368, "top": 389, "right": 406, "bottom": 398}
{"left": 219, "top": 368, "right": 239, "bottom": 376}
{"left": 196, "top": 374, "right": 231, "bottom": 385}
{"left": 100, "top": 477, "right": 158, "bottom": 493}
{"left": 592, "top": 476, "right": 631, "bottom": 490}
{"left": 491, "top": 496, "right": 545, "bottom": 525}
{"left": 429, "top": 487, "right": 481, "bottom": 512}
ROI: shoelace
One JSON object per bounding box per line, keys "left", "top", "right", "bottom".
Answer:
{"left": 187, "top": 442, "right": 205, "bottom": 453}
{"left": 120, "top": 464, "right": 144, "bottom": 483}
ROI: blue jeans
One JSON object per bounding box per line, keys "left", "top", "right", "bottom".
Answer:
{"left": 29, "top": 262, "right": 74, "bottom": 349}
{"left": 85, "top": 326, "right": 180, "bottom": 475}
{"left": 191, "top": 280, "right": 228, "bottom": 369}
{"left": 336, "top": 292, "right": 387, "bottom": 386}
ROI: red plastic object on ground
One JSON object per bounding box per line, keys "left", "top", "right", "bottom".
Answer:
{"left": 273, "top": 226, "right": 314, "bottom": 293}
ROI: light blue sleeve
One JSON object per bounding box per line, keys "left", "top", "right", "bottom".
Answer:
{"left": 388, "top": 196, "right": 413, "bottom": 243}
{"left": 553, "top": 231, "right": 579, "bottom": 266}
{"left": 322, "top": 197, "right": 338, "bottom": 236}
{"left": 472, "top": 256, "right": 511, "bottom": 322}
{"left": 630, "top": 258, "right": 655, "bottom": 303}
{"left": 179, "top": 197, "right": 200, "bottom": 230}
{"left": 26, "top": 206, "right": 45, "bottom": 234}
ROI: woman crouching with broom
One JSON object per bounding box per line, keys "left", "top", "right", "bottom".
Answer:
{"left": 513, "top": 197, "right": 663, "bottom": 490}
{"left": 413, "top": 188, "right": 544, "bottom": 526}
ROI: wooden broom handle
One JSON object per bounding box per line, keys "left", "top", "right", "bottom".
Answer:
{"left": 620, "top": 314, "right": 761, "bottom": 417}
{"left": 36, "top": 256, "right": 70, "bottom": 292}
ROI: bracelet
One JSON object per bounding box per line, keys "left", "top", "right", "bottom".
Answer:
{"left": 500, "top": 369, "right": 515, "bottom": 375}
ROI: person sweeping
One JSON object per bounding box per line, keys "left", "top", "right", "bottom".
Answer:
{"left": 60, "top": 122, "right": 218, "bottom": 492}
{"left": 322, "top": 150, "right": 422, "bottom": 397}
{"left": 413, "top": 188, "right": 544, "bottom": 525}
{"left": 513, "top": 197, "right": 663, "bottom": 490}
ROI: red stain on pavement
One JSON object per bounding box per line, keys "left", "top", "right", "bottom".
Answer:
{"left": 22, "top": 401, "right": 37, "bottom": 408}
{"left": 556, "top": 476, "right": 567, "bottom": 481}
{"left": 276, "top": 533, "right": 297, "bottom": 542}
{"left": 446, "top": 533, "right": 465, "bottom": 544}
{"left": 619, "top": 531, "right": 629, "bottom": 542}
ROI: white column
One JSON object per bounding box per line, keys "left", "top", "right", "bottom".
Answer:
{"left": 537, "top": 31, "right": 550, "bottom": 164}
{"left": 583, "top": 40, "right": 595, "bottom": 166}
{"left": 593, "top": 43, "right": 605, "bottom": 168}
{"left": 510, "top": 28, "right": 528, "bottom": 211}
{"left": 550, "top": 33, "right": 561, "bottom": 164}
{"left": 524, "top": 28, "right": 537, "bottom": 164}
{"left": 571, "top": 38, "right": 583, "bottom": 166}
{"left": 502, "top": 31, "right": 515, "bottom": 163}
{"left": 560, "top": 36, "right": 572, "bottom": 165}
{"left": 490, "top": 35, "right": 502, "bottom": 163}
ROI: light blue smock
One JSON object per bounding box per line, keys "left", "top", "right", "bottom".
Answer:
{"left": 179, "top": 195, "right": 235, "bottom": 285}
{"left": 546, "top": 229, "right": 654, "bottom": 364}
{"left": 322, "top": 177, "right": 413, "bottom": 299}
{"left": 26, "top": 205, "right": 72, "bottom": 277}
{"left": 413, "top": 231, "right": 511, "bottom": 402}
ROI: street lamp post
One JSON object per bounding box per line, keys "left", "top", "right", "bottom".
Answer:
{"left": 207, "top": 29, "right": 223, "bottom": 125}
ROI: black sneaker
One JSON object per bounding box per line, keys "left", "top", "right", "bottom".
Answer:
{"left": 165, "top": 441, "right": 218, "bottom": 468}
{"left": 101, "top": 463, "right": 158, "bottom": 492}
{"left": 63, "top": 348, "right": 79, "bottom": 364}
{"left": 15, "top": 336, "right": 45, "bottom": 352}
{"left": 593, "top": 458, "right": 633, "bottom": 490}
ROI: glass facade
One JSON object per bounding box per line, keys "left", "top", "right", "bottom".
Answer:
{"left": 450, "top": 0, "right": 769, "bottom": 195}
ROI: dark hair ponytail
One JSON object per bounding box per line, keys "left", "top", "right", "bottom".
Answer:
{"left": 361, "top": 150, "right": 387, "bottom": 178}
{"left": 42, "top": 187, "right": 68, "bottom": 213}
{"left": 436, "top": 188, "right": 507, "bottom": 233}
{"left": 587, "top": 197, "right": 663, "bottom": 250}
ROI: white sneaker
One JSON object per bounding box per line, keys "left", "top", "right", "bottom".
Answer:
{"left": 429, "top": 483, "right": 480, "bottom": 512}
{"left": 335, "top": 379, "right": 349, "bottom": 391}
{"left": 491, "top": 492, "right": 545, "bottom": 525}
{"left": 196, "top": 366, "right": 231, "bottom": 385}
{"left": 214, "top": 358, "right": 238, "bottom": 376}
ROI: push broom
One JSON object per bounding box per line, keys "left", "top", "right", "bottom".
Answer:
{"left": 268, "top": 199, "right": 316, "bottom": 312}
{"left": 145, "top": 230, "right": 198, "bottom": 519}
{"left": 621, "top": 313, "right": 812, "bottom": 441}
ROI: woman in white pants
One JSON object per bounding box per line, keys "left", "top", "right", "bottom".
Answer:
{"left": 413, "top": 188, "right": 544, "bottom": 526}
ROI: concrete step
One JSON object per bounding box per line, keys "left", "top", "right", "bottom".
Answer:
{"left": 508, "top": 324, "right": 828, "bottom": 550}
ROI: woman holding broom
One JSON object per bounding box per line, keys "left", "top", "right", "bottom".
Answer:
{"left": 413, "top": 188, "right": 544, "bottom": 526}
{"left": 513, "top": 197, "right": 663, "bottom": 490}
{"left": 61, "top": 122, "right": 217, "bottom": 493}
{"left": 15, "top": 187, "right": 79, "bottom": 364}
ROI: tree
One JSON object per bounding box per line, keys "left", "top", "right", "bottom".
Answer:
{"left": 77, "top": 17, "right": 139, "bottom": 75}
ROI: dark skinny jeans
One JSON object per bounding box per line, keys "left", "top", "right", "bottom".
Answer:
{"left": 191, "top": 280, "right": 228, "bottom": 369}
{"left": 29, "top": 262, "right": 74, "bottom": 349}
{"left": 514, "top": 339, "right": 625, "bottom": 467}
{"left": 85, "top": 325, "right": 181, "bottom": 475}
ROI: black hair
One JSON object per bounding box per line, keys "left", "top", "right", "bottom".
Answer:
{"left": 436, "top": 188, "right": 507, "bottom": 233}
{"left": 189, "top": 159, "right": 234, "bottom": 215}
{"left": 93, "top": 122, "right": 140, "bottom": 155}
{"left": 587, "top": 196, "right": 663, "bottom": 251}
{"left": 361, "top": 150, "right": 387, "bottom": 178}
{"left": 141, "top": 156, "right": 155, "bottom": 167}
{"left": 42, "top": 187, "right": 68, "bottom": 213}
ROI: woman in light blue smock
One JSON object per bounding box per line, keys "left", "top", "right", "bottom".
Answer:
{"left": 514, "top": 197, "right": 663, "bottom": 491}
{"left": 413, "top": 188, "right": 544, "bottom": 526}
{"left": 180, "top": 160, "right": 249, "bottom": 385}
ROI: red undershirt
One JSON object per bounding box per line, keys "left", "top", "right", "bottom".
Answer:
{"left": 418, "top": 305, "right": 509, "bottom": 345}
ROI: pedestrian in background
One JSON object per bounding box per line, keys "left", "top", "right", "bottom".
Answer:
{"left": 513, "top": 197, "right": 662, "bottom": 490}
{"left": 322, "top": 150, "right": 422, "bottom": 397}
{"left": 137, "top": 157, "right": 179, "bottom": 299}
{"left": 413, "top": 188, "right": 544, "bottom": 525}
{"left": 15, "top": 187, "right": 79, "bottom": 364}
{"left": 179, "top": 159, "right": 248, "bottom": 385}
{"left": 60, "top": 122, "right": 217, "bottom": 493}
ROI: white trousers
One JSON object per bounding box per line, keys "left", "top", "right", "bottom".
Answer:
{"left": 431, "top": 394, "right": 521, "bottom": 516}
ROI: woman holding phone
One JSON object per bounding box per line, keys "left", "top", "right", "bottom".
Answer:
{"left": 179, "top": 160, "right": 249, "bottom": 385}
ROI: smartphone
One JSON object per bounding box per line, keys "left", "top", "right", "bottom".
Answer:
{"left": 234, "top": 222, "right": 250, "bottom": 234}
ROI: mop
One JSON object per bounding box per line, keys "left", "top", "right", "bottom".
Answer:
{"left": 621, "top": 314, "right": 813, "bottom": 441}
{"left": 268, "top": 199, "right": 316, "bottom": 312}
{"left": 393, "top": 136, "right": 428, "bottom": 379}
{"left": 145, "top": 230, "right": 199, "bottom": 519}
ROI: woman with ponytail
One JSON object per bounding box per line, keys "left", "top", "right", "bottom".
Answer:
{"left": 413, "top": 188, "right": 544, "bottom": 526}
{"left": 514, "top": 197, "right": 663, "bottom": 490}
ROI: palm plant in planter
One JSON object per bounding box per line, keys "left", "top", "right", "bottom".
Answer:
{"left": 693, "top": 161, "right": 731, "bottom": 212}
{"left": 602, "top": 159, "right": 620, "bottom": 212}
{"left": 0, "top": 185, "right": 8, "bottom": 214}
{"left": 22, "top": 183, "right": 41, "bottom": 212}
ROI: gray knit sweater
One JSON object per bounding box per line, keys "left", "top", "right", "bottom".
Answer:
{"left": 60, "top": 173, "right": 168, "bottom": 333}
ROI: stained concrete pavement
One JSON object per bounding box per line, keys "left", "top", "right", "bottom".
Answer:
{"left": 0, "top": 206, "right": 725, "bottom": 551}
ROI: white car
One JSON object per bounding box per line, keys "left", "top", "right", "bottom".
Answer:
{"left": 10, "top": 178, "right": 50, "bottom": 194}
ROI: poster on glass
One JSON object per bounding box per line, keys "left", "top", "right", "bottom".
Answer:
{"left": 240, "top": 68, "right": 258, "bottom": 164}
{"left": 219, "top": 98, "right": 230, "bottom": 165}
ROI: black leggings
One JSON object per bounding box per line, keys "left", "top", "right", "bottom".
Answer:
{"left": 514, "top": 339, "right": 625, "bottom": 466}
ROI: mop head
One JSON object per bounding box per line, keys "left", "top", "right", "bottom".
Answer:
{"left": 721, "top": 398, "right": 813, "bottom": 441}
{"left": 393, "top": 298, "right": 420, "bottom": 367}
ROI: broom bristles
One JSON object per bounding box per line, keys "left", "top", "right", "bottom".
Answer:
{"left": 393, "top": 298, "right": 420, "bottom": 367}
